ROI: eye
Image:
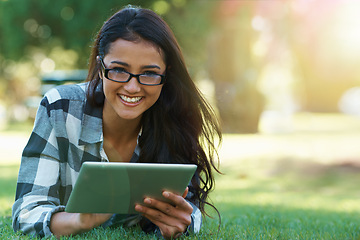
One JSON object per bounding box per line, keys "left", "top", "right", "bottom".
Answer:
{"left": 143, "top": 71, "right": 160, "bottom": 76}
{"left": 112, "top": 67, "right": 127, "bottom": 73}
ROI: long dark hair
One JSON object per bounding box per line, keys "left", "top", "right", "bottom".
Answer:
{"left": 86, "top": 5, "right": 222, "bottom": 219}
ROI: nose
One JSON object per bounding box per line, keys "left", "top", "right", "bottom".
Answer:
{"left": 123, "top": 76, "right": 141, "bottom": 93}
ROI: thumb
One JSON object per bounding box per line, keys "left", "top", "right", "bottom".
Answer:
{"left": 182, "top": 187, "right": 189, "bottom": 198}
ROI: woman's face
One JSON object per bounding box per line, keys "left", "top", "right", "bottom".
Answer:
{"left": 101, "top": 38, "right": 166, "bottom": 122}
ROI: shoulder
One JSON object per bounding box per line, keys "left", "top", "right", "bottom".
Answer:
{"left": 40, "top": 83, "right": 90, "bottom": 121}
{"left": 43, "top": 83, "right": 87, "bottom": 104}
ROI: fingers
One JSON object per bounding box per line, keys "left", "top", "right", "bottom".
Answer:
{"left": 136, "top": 204, "right": 186, "bottom": 227}
{"left": 134, "top": 191, "right": 193, "bottom": 239}
{"left": 135, "top": 204, "right": 189, "bottom": 239}
{"left": 161, "top": 191, "right": 193, "bottom": 214}
{"left": 145, "top": 194, "right": 192, "bottom": 219}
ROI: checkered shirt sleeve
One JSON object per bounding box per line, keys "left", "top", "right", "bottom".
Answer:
{"left": 11, "top": 83, "right": 104, "bottom": 237}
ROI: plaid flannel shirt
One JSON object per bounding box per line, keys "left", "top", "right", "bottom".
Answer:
{"left": 12, "top": 83, "right": 202, "bottom": 238}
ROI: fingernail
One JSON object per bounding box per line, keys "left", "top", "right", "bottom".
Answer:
{"left": 144, "top": 198, "right": 151, "bottom": 204}
{"left": 135, "top": 205, "right": 143, "bottom": 211}
{"left": 163, "top": 191, "right": 170, "bottom": 198}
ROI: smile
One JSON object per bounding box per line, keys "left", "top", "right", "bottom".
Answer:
{"left": 119, "top": 95, "right": 143, "bottom": 103}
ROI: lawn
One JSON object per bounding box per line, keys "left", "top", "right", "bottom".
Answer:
{"left": 1, "top": 113, "right": 360, "bottom": 239}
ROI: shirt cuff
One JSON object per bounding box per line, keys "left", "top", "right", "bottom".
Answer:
{"left": 42, "top": 205, "right": 66, "bottom": 238}
{"left": 187, "top": 201, "right": 202, "bottom": 234}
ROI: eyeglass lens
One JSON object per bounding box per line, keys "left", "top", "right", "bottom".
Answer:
{"left": 107, "top": 69, "right": 161, "bottom": 85}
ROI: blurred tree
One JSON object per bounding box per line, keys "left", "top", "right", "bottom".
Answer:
{"left": 209, "top": 2, "right": 265, "bottom": 133}
{"left": 164, "top": 0, "right": 217, "bottom": 76}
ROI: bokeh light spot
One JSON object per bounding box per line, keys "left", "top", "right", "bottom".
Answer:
{"left": 40, "top": 58, "right": 55, "bottom": 73}
{"left": 61, "top": 7, "right": 74, "bottom": 21}
{"left": 153, "top": 1, "right": 170, "bottom": 15}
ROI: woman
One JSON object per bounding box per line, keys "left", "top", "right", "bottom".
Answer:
{"left": 12, "top": 5, "right": 221, "bottom": 239}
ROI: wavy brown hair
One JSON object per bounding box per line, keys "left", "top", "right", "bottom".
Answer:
{"left": 86, "top": 5, "right": 222, "bottom": 219}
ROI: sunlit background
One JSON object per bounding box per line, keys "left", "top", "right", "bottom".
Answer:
{"left": 1, "top": 0, "right": 360, "bottom": 133}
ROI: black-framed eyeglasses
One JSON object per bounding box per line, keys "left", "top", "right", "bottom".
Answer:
{"left": 100, "top": 58, "right": 165, "bottom": 86}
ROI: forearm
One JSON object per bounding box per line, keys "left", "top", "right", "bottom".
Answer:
{"left": 50, "top": 212, "right": 86, "bottom": 238}
{"left": 50, "top": 212, "right": 112, "bottom": 238}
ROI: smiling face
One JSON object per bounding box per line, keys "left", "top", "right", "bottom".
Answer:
{"left": 101, "top": 38, "right": 166, "bottom": 123}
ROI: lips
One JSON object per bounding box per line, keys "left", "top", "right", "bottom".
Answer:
{"left": 119, "top": 94, "right": 143, "bottom": 103}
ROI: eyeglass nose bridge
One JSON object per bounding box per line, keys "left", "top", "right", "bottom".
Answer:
{"left": 126, "top": 72, "right": 142, "bottom": 84}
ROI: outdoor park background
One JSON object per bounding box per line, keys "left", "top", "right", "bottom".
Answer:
{"left": 1, "top": 0, "right": 360, "bottom": 239}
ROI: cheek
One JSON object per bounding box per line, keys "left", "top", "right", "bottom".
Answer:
{"left": 144, "top": 87, "right": 163, "bottom": 107}
{"left": 102, "top": 80, "right": 117, "bottom": 97}
{"left": 102, "top": 80, "right": 109, "bottom": 95}
{"left": 153, "top": 86, "right": 163, "bottom": 101}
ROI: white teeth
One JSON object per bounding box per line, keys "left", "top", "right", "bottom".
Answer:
{"left": 120, "top": 95, "right": 142, "bottom": 103}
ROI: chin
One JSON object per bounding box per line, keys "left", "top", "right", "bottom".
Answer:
{"left": 117, "top": 112, "right": 143, "bottom": 121}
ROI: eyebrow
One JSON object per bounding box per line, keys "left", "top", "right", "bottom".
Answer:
{"left": 110, "top": 60, "right": 161, "bottom": 70}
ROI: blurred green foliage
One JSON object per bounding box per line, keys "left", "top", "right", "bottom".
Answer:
{"left": 0, "top": 0, "right": 218, "bottom": 123}
{"left": 0, "top": 0, "right": 214, "bottom": 68}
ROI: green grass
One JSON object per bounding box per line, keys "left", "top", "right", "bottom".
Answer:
{"left": 212, "top": 161, "right": 360, "bottom": 239}
{"left": 2, "top": 159, "right": 360, "bottom": 239}
{"left": 1, "top": 114, "right": 360, "bottom": 239}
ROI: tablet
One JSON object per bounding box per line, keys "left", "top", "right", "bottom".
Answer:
{"left": 65, "top": 162, "right": 197, "bottom": 214}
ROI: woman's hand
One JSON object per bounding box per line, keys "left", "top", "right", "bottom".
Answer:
{"left": 135, "top": 187, "right": 193, "bottom": 239}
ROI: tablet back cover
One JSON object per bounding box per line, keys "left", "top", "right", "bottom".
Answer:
{"left": 65, "top": 162, "right": 197, "bottom": 214}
